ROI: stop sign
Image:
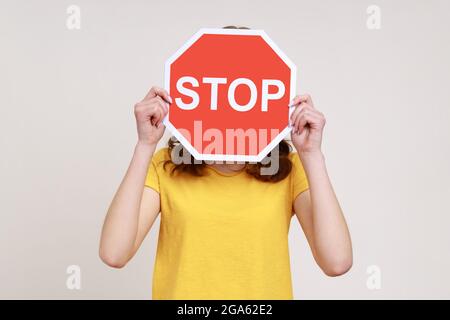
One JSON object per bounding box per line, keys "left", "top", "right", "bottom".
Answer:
{"left": 163, "top": 28, "right": 296, "bottom": 162}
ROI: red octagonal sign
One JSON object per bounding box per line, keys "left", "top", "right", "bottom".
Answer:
{"left": 163, "top": 28, "right": 296, "bottom": 162}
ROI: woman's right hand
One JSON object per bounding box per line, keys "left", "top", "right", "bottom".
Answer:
{"left": 134, "top": 86, "right": 172, "bottom": 146}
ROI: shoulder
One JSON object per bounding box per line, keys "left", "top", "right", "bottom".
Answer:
{"left": 151, "top": 147, "right": 171, "bottom": 166}
{"left": 288, "top": 151, "right": 306, "bottom": 173}
{"left": 288, "top": 151, "right": 301, "bottom": 165}
{"left": 287, "top": 151, "right": 309, "bottom": 194}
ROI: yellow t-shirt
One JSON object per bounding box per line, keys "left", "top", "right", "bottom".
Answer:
{"left": 145, "top": 147, "right": 309, "bottom": 300}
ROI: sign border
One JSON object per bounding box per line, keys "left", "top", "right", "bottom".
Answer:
{"left": 163, "top": 28, "right": 296, "bottom": 162}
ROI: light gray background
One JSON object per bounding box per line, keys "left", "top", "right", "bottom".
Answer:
{"left": 1, "top": 0, "right": 449, "bottom": 299}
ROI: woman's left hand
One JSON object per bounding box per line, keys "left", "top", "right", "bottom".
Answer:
{"left": 290, "top": 94, "right": 326, "bottom": 155}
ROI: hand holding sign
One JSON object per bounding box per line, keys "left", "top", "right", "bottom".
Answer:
{"left": 290, "top": 94, "right": 326, "bottom": 155}
{"left": 134, "top": 86, "right": 172, "bottom": 146}
{"left": 163, "top": 28, "right": 297, "bottom": 162}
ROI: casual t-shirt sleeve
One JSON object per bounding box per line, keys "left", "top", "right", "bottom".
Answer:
{"left": 290, "top": 152, "right": 309, "bottom": 200}
{"left": 144, "top": 148, "right": 168, "bottom": 193}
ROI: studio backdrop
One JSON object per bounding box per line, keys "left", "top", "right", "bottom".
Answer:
{"left": 1, "top": 0, "right": 449, "bottom": 299}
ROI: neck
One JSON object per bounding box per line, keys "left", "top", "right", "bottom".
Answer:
{"left": 208, "top": 162, "right": 246, "bottom": 174}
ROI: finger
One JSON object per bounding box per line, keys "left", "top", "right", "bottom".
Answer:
{"left": 141, "top": 98, "right": 168, "bottom": 123}
{"left": 290, "top": 105, "right": 304, "bottom": 125}
{"left": 297, "top": 124, "right": 309, "bottom": 140}
{"left": 301, "top": 109, "right": 325, "bottom": 130}
{"left": 293, "top": 109, "right": 319, "bottom": 133}
{"left": 156, "top": 122, "right": 165, "bottom": 129}
{"left": 290, "top": 103, "right": 314, "bottom": 128}
{"left": 135, "top": 101, "right": 160, "bottom": 119}
{"left": 134, "top": 102, "right": 152, "bottom": 120}
{"left": 142, "top": 96, "right": 169, "bottom": 113}
{"left": 136, "top": 101, "right": 163, "bottom": 126}
{"left": 151, "top": 107, "right": 163, "bottom": 127}
{"left": 299, "top": 94, "right": 314, "bottom": 108}
{"left": 290, "top": 94, "right": 314, "bottom": 108}
{"left": 152, "top": 97, "right": 169, "bottom": 126}
{"left": 156, "top": 108, "right": 165, "bottom": 127}
{"left": 293, "top": 113, "right": 311, "bottom": 135}
{"left": 294, "top": 111, "right": 323, "bottom": 134}
{"left": 154, "top": 95, "right": 169, "bottom": 115}
{"left": 299, "top": 103, "right": 323, "bottom": 120}
{"left": 144, "top": 86, "right": 173, "bottom": 104}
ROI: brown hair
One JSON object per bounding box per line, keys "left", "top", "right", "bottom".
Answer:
{"left": 223, "top": 25, "right": 250, "bottom": 30}
{"left": 164, "top": 138, "right": 293, "bottom": 182}
{"left": 164, "top": 25, "right": 293, "bottom": 183}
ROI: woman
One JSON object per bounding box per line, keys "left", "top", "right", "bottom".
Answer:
{"left": 99, "top": 83, "right": 352, "bottom": 299}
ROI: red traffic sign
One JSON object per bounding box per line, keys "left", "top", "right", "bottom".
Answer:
{"left": 163, "top": 28, "right": 296, "bottom": 162}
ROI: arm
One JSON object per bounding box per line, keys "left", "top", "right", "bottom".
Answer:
{"left": 99, "top": 86, "right": 172, "bottom": 268}
{"left": 290, "top": 94, "right": 353, "bottom": 277}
